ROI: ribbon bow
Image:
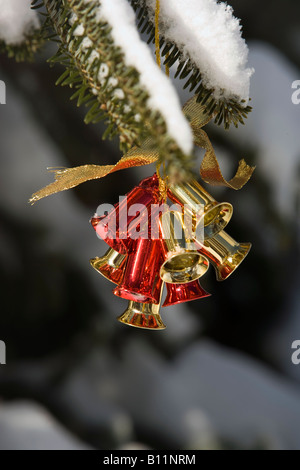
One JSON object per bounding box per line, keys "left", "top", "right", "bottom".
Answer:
{"left": 29, "top": 96, "right": 255, "bottom": 204}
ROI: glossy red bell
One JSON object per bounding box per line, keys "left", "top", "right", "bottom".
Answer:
{"left": 91, "top": 214, "right": 129, "bottom": 254}
{"left": 91, "top": 174, "right": 160, "bottom": 252}
{"left": 113, "top": 238, "right": 164, "bottom": 304}
{"left": 163, "top": 281, "right": 211, "bottom": 307}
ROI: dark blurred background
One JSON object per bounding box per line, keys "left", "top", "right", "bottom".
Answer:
{"left": 0, "top": 0, "right": 299, "bottom": 450}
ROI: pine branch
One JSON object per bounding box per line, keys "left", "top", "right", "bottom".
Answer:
{"left": 130, "top": 0, "right": 252, "bottom": 130}
{"left": 0, "top": 36, "right": 43, "bottom": 62}
{"left": 40, "top": 0, "right": 194, "bottom": 180}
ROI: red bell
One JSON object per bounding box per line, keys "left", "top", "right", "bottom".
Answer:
{"left": 92, "top": 174, "right": 160, "bottom": 251}
{"left": 91, "top": 214, "right": 129, "bottom": 254}
{"left": 113, "top": 238, "right": 164, "bottom": 304}
{"left": 163, "top": 281, "right": 211, "bottom": 307}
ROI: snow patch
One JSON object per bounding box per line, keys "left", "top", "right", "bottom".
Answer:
{"left": 145, "top": 0, "right": 254, "bottom": 104}
{"left": 0, "top": 0, "right": 40, "bottom": 45}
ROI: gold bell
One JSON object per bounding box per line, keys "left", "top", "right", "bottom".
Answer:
{"left": 168, "top": 179, "right": 233, "bottom": 240}
{"left": 90, "top": 248, "right": 127, "bottom": 284}
{"left": 159, "top": 211, "right": 209, "bottom": 284}
{"left": 117, "top": 284, "right": 166, "bottom": 330}
{"left": 198, "top": 231, "right": 252, "bottom": 281}
{"left": 117, "top": 301, "right": 166, "bottom": 330}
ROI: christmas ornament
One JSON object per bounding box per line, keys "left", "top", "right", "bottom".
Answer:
{"left": 159, "top": 210, "right": 209, "bottom": 284}
{"left": 91, "top": 215, "right": 129, "bottom": 255}
{"left": 87, "top": 174, "right": 252, "bottom": 329}
{"left": 117, "top": 284, "right": 166, "bottom": 330}
{"left": 86, "top": 172, "right": 252, "bottom": 329}
{"left": 113, "top": 237, "right": 164, "bottom": 304}
{"left": 167, "top": 179, "right": 233, "bottom": 240}
{"left": 196, "top": 231, "right": 252, "bottom": 281}
{"left": 117, "top": 300, "right": 166, "bottom": 330}
{"left": 90, "top": 174, "right": 160, "bottom": 254}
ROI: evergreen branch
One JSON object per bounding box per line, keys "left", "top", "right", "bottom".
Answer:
{"left": 0, "top": 35, "right": 43, "bottom": 62}
{"left": 130, "top": 0, "right": 252, "bottom": 130}
{"left": 39, "top": 0, "right": 194, "bottom": 180}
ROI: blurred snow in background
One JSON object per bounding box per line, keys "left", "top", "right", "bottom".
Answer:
{"left": 0, "top": 401, "right": 90, "bottom": 450}
{"left": 226, "top": 42, "right": 300, "bottom": 219}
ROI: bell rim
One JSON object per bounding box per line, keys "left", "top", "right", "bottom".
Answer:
{"left": 90, "top": 257, "right": 123, "bottom": 284}
{"left": 162, "top": 290, "right": 211, "bottom": 307}
{"left": 202, "top": 202, "right": 233, "bottom": 239}
{"left": 117, "top": 314, "right": 166, "bottom": 330}
{"left": 160, "top": 251, "right": 209, "bottom": 284}
{"left": 215, "top": 242, "right": 252, "bottom": 281}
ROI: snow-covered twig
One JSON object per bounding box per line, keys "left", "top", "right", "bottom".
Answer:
{"left": 98, "top": 0, "right": 193, "bottom": 154}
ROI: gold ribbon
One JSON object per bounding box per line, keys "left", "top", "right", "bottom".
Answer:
{"left": 155, "top": 0, "right": 161, "bottom": 68}
{"left": 29, "top": 96, "right": 255, "bottom": 204}
{"left": 29, "top": 150, "right": 157, "bottom": 204}
{"left": 183, "top": 97, "right": 255, "bottom": 189}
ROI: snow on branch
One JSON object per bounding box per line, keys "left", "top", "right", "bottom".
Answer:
{"left": 0, "top": 0, "right": 40, "bottom": 45}
{"left": 97, "top": 0, "right": 193, "bottom": 154}
{"left": 144, "top": 0, "right": 254, "bottom": 105}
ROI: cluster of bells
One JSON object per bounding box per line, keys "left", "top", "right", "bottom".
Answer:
{"left": 90, "top": 174, "right": 251, "bottom": 330}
